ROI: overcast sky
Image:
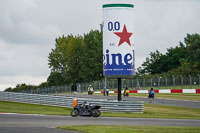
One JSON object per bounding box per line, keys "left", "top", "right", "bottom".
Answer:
{"left": 0, "top": 0, "right": 199, "bottom": 91}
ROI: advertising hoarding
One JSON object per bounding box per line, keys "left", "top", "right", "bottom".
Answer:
{"left": 103, "top": 4, "right": 135, "bottom": 78}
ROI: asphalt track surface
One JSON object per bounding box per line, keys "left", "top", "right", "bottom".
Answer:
{"left": 1, "top": 94, "right": 200, "bottom": 133}
{"left": 1, "top": 113, "right": 200, "bottom": 133}
{"left": 66, "top": 94, "right": 200, "bottom": 109}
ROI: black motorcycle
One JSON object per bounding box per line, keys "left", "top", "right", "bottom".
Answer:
{"left": 71, "top": 102, "right": 101, "bottom": 117}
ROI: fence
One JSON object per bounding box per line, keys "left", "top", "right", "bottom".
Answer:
{"left": 0, "top": 92, "right": 144, "bottom": 113}
{"left": 15, "top": 75, "right": 200, "bottom": 94}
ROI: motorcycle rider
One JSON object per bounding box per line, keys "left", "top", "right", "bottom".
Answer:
{"left": 123, "top": 86, "right": 129, "bottom": 97}
{"left": 88, "top": 85, "right": 94, "bottom": 95}
{"left": 104, "top": 86, "right": 109, "bottom": 96}
{"left": 148, "top": 88, "right": 155, "bottom": 99}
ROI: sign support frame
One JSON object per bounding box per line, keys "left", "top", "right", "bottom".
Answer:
{"left": 118, "top": 78, "right": 122, "bottom": 101}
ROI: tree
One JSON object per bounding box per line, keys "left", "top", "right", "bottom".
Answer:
{"left": 79, "top": 30, "right": 103, "bottom": 82}
{"left": 48, "top": 35, "right": 69, "bottom": 73}
{"left": 170, "top": 33, "right": 200, "bottom": 75}
{"left": 184, "top": 33, "right": 200, "bottom": 71}
{"left": 48, "top": 35, "right": 84, "bottom": 85}
{"left": 48, "top": 30, "right": 103, "bottom": 86}
{"left": 4, "top": 83, "right": 37, "bottom": 92}
{"left": 137, "top": 33, "right": 200, "bottom": 75}
{"left": 47, "top": 72, "right": 65, "bottom": 86}
{"left": 4, "top": 87, "right": 13, "bottom": 92}
{"left": 63, "top": 35, "right": 84, "bottom": 84}
{"left": 137, "top": 50, "right": 165, "bottom": 74}
{"left": 165, "top": 42, "right": 187, "bottom": 71}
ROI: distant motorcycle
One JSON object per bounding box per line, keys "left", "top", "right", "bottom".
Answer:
{"left": 123, "top": 90, "right": 129, "bottom": 97}
{"left": 88, "top": 90, "right": 94, "bottom": 95}
{"left": 148, "top": 88, "right": 155, "bottom": 99}
{"left": 71, "top": 102, "right": 101, "bottom": 117}
{"left": 148, "top": 92, "right": 155, "bottom": 99}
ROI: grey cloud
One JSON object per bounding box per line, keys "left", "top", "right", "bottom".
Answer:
{"left": 0, "top": 42, "right": 51, "bottom": 76}
{"left": 134, "top": 0, "right": 200, "bottom": 58}
{"left": 0, "top": 0, "right": 200, "bottom": 90}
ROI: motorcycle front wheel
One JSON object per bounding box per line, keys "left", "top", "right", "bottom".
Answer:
{"left": 71, "top": 109, "right": 79, "bottom": 117}
{"left": 91, "top": 109, "right": 101, "bottom": 117}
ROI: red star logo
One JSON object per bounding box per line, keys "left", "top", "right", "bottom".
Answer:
{"left": 114, "top": 24, "right": 133, "bottom": 46}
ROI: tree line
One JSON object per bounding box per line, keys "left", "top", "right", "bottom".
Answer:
{"left": 5, "top": 32, "right": 200, "bottom": 92}
{"left": 137, "top": 33, "right": 200, "bottom": 77}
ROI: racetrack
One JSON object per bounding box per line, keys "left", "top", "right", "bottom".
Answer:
{"left": 1, "top": 113, "right": 200, "bottom": 133}
{"left": 1, "top": 94, "right": 200, "bottom": 133}
{"left": 62, "top": 94, "right": 200, "bottom": 109}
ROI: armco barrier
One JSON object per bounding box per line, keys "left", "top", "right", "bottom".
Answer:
{"left": 76, "top": 98, "right": 143, "bottom": 112}
{"left": 0, "top": 92, "right": 73, "bottom": 107}
{"left": 0, "top": 92, "right": 144, "bottom": 113}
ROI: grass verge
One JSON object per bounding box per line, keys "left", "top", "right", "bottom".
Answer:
{"left": 0, "top": 101, "right": 200, "bottom": 119}
{"left": 102, "top": 103, "right": 200, "bottom": 119}
{"left": 130, "top": 93, "right": 200, "bottom": 101}
{"left": 101, "top": 93, "right": 200, "bottom": 101}
{"left": 59, "top": 125, "right": 200, "bottom": 133}
{"left": 0, "top": 101, "right": 71, "bottom": 115}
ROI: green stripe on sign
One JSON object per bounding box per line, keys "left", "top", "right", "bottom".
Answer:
{"left": 103, "top": 4, "right": 134, "bottom": 8}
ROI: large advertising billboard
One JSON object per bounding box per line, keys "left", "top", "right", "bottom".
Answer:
{"left": 103, "top": 4, "right": 135, "bottom": 78}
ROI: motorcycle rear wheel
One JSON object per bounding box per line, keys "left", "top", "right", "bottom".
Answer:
{"left": 91, "top": 109, "right": 101, "bottom": 117}
{"left": 71, "top": 109, "right": 79, "bottom": 117}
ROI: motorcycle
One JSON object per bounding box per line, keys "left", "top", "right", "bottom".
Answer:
{"left": 71, "top": 102, "right": 101, "bottom": 117}
{"left": 123, "top": 90, "right": 129, "bottom": 97}
{"left": 148, "top": 92, "right": 155, "bottom": 99}
{"left": 88, "top": 90, "right": 93, "bottom": 95}
{"left": 148, "top": 88, "right": 155, "bottom": 99}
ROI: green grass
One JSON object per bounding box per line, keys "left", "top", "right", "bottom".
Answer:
{"left": 59, "top": 125, "right": 200, "bottom": 133}
{"left": 98, "top": 93, "right": 200, "bottom": 101}
{"left": 0, "top": 101, "right": 71, "bottom": 115}
{"left": 1, "top": 101, "right": 200, "bottom": 119}
{"left": 130, "top": 93, "right": 200, "bottom": 101}
{"left": 102, "top": 104, "right": 200, "bottom": 119}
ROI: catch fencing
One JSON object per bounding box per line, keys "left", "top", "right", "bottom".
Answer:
{"left": 0, "top": 92, "right": 144, "bottom": 113}
{"left": 16, "top": 75, "right": 200, "bottom": 94}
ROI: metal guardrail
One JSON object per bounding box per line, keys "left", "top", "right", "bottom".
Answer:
{"left": 0, "top": 92, "right": 144, "bottom": 113}
{"left": 0, "top": 92, "right": 73, "bottom": 107}
{"left": 76, "top": 98, "right": 144, "bottom": 112}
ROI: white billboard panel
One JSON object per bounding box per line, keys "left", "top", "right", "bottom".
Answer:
{"left": 103, "top": 4, "right": 135, "bottom": 78}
